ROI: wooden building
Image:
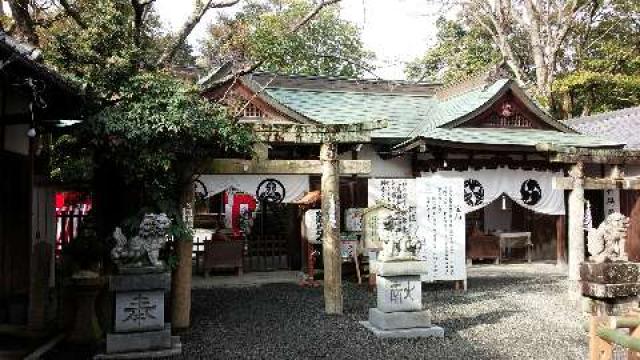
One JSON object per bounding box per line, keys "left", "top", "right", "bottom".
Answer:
{"left": 566, "top": 106, "right": 640, "bottom": 260}
{"left": 199, "top": 68, "right": 625, "bottom": 272}
{"left": 0, "top": 32, "right": 81, "bottom": 331}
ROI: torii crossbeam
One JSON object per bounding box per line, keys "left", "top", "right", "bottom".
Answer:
{"left": 206, "top": 120, "right": 386, "bottom": 314}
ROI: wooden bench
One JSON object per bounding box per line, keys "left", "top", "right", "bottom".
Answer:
{"left": 468, "top": 233, "right": 500, "bottom": 263}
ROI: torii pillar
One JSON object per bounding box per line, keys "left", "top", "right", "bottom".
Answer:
{"left": 208, "top": 120, "right": 386, "bottom": 315}
{"left": 320, "top": 142, "right": 342, "bottom": 314}
{"left": 567, "top": 161, "right": 585, "bottom": 298}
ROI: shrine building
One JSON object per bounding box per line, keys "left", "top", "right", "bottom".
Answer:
{"left": 565, "top": 106, "right": 640, "bottom": 260}
{"left": 197, "top": 68, "right": 633, "bottom": 274}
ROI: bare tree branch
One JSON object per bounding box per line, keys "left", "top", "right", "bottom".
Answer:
{"left": 204, "top": 0, "right": 343, "bottom": 87}
{"left": 314, "top": 53, "right": 382, "bottom": 80}
{"left": 287, "top": 0, "right": 340, "bottom": 34}
{"left": 156, "top": 0, "right": 240, "bottom": 68}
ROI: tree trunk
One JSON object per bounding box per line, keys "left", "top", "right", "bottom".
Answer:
{"left": 7, "top": 0, "right": 39, "bottom": 46}
{"left": 320, "top": 142, "right": 342, "bottom": 315}
{"left": 171, "top": 176, "right": 194, "bottom": 330}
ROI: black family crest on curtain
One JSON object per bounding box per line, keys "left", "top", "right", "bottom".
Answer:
{"left": 520, "top": 179, "right": 542, "bottom": 205}
{"left": 464, "top": 179, "right": 485, "bottom": 206}
{"left": 256, "top": 178, "right": 286, "bottom": 203}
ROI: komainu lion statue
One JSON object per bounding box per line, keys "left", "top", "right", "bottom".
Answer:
{"left": 587, "top": 212, "right": 629, "bottom": 263}
{"left": 378, "top": 213, "right": 421, "bottom": 262}
{"left": 111, "top": 213, "right": 172, "bottom": 267}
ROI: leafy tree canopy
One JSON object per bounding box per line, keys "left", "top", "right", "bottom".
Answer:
{"left": 552, "top": 0, "right": 640, "bottom": 116}
{"left": 408, "top": 0, "right": 640, "bottom": 118}
{"left": 88, "top": 72, "right": 252, "bottom": 216}
{"left": 405, "top": 17, "right": 501, "bottom": 83}
{"left": 201, "top": 0, "right": 374, "bottom": 77}
{"left": 19, "top": 0, "right": 254, "bottom": 232}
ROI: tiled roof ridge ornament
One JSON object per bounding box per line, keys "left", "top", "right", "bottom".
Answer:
{"left": 435, "top": 61, "right": 511, "bottom": 101}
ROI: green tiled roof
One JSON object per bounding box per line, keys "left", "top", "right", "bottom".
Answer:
{"left": 408, "top": 80, "right": 509, "bottom": 136}
{"left": 262, "top": 78, "right": 621, "bottom": 149}
{"left": 415, "top": 128, "right": 623, "bottom": 148}
{"left": 265, "top": 88, "right": 437, "bottom": 138}
{"left": 266, "top": 80, "right": 510, "bottom": 139}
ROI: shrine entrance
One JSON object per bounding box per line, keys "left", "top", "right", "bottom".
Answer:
{"left": 246, "top": 201, "right": 301, "bottom": 272}
{"left": 466, "top": 195, "right": 560, "bottom": 264}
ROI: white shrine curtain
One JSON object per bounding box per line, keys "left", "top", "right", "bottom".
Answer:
{"left": 421, "top": 168, "right": 565, "bottom": 216}
{"left": 197, "top": 174, "right": 309, "bottom": 203}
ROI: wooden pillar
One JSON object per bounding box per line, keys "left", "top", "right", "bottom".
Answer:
{"left": 624, "top": 191, "right": 640, "bottom": 262}
{"left": 556, "top": 215, "right": 566, "bottom": 266}
{"left": 320, "top": 142, "right": 343, "bottom": 315}
{"left": 172, "top": 177, "right": 194, "bottom": 329}
{"left": 568, "top": 162, "right": 585, "bottom": 297}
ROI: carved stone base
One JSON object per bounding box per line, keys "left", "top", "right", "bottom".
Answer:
{"left": 102, "top": 271, "right": 179, "bottom": 358}
{"left": 580, "top": 262, "right": 640, "bottom": 284}
{"left": 368, "top": 308, "right": 431, "bottom": 330}
{"left": 95, "top": 335, "right": 181, "bottom": 359}
{"left": 580, "top": 262, "right": 640, "bottom": 299}
{"left": 376, "top": 275, "right": 422, "bottom": 312}
{"left": 360, "top": 321, "right": 444, "bottom": 339}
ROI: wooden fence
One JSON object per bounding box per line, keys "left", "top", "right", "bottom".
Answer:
{"left": 588, "top": 311, "right": 640, "bottom": 360}
{"left": 55, "top": 209, "right": 87, "bottom": 257}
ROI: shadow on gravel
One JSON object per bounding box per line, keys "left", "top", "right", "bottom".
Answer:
{"left": 173, "top": 283, "right": 504, "bottom": 360}
{"left": 439, "top": 309, "right": 519, "bottom": 333}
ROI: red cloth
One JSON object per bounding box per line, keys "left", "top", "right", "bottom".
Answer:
{"left": 223, "top": 191, "right": 256, "bottom": 237}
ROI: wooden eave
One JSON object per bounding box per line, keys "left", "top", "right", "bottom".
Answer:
{"left": 536, "top": 144, "right": 640, "bottom": 165}
{"left": 392, "top": 136, "right": 541, "bottom": 156}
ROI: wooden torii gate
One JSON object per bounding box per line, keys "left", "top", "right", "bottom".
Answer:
{"left": 543, "top": 145, "right": 640, "bottom": 297}
{"left": 208, "top": 121, "right": 385, "bottom": 314}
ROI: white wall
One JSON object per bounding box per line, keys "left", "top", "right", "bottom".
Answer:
{"left": 340, "top": 144, "right": 413, "bottom": 178}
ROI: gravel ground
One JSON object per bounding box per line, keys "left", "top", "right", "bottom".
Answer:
{"left": 174, "top": 263, "right": 588, "bottom": 360}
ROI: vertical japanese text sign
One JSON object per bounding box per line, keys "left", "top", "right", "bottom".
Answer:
{"left": 604, "top": 189, "right": 621, "bottom": 217}
{"left": 416, "top": 177, "right": 466, "bottom": 282}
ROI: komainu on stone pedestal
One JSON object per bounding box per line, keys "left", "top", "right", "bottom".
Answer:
{"left": 96, "top": 213, "right": 181, "bottom": 359}
{"left": 587, "top": 212, "right": 629, "bottom": 263}
{"left": 377, "top": 212, "right": 421, "bottom": 263}
{"left": 111, "top": 213, "right": 171, "bottom": 267}
{"left": 361, "top": 211, "right": 443, "bottom": 339}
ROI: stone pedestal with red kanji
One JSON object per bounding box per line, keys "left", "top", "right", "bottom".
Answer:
{"left": 95, "top": 266, "right": 181, "bottom": 359}
{"left": 360, "top": 261, "right": 444, "bottom": 338}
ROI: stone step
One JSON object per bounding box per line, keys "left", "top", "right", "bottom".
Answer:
{"left": 368, "top": 308, "right": 432, "bottom": 330}
{"left": 360, "top": 321, "right": 444, "bottom": 339}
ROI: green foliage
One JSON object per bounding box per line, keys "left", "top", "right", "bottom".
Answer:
{"left": 201, "top": 0, "right": 374, "bottom": 77}
{"left": 49, "top": 133, "right": 94, "bottom": 184}
{"left": 405, "top": 18, "right": 502, "bottom": 83}
{"left": 554, "top": 72, "right": 640, "bottom": 115}
{"left": 552, "top": 0, "right": 640, "bottom": 116}
{"left": 33, "top": 0, "right": 253, "bottom": 241}
{"left": 62, "top": 214, "right": 113, "bottom": 272}
{"left": 40, "top": 0, "right": 141, "bottom": 99}
{"left": 88, "top": 71, "right": 253, "bottom": 213}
